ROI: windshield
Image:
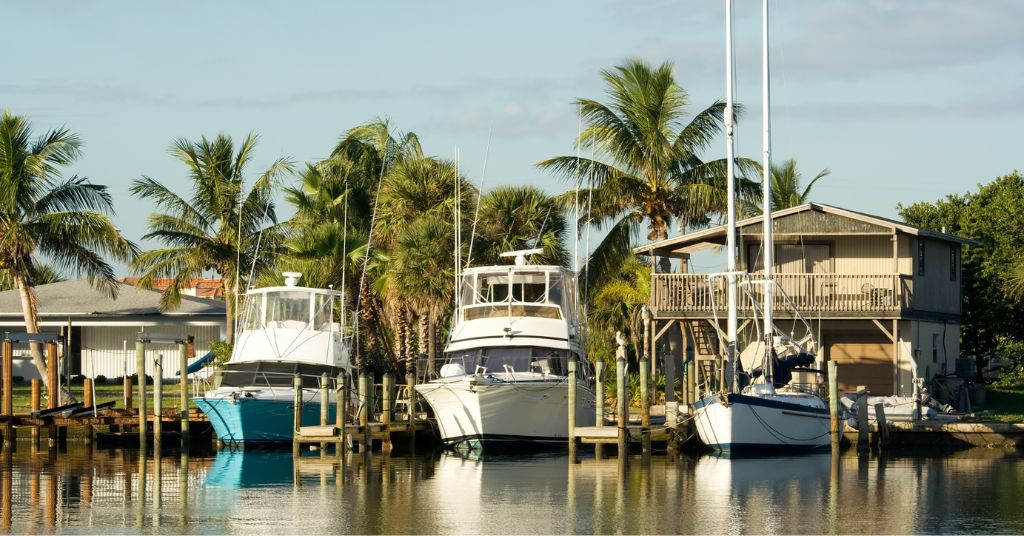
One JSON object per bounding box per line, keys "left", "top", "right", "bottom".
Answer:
{"left": 266, "top": 291, "right": 310, "bottom": 328}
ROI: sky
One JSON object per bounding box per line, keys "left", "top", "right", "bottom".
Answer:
{"left": 4, "top": 0, "right": 1023, "bottom": 276}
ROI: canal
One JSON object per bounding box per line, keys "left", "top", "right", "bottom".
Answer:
{"left": 1, "top": 445, "right": 1021, "bottom": 534}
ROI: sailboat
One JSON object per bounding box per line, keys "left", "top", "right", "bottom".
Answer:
{"left": 414, "top": 248, "right": 596, "bottom": 448}
{"left": 692, "top": 0, "right": 831, "bottom": 450}
{"left": 195, "top": 272, "right": 354, "bottom": 444}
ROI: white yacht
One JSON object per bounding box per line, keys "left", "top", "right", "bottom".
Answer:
{"left": 414, "top": 249, "right": 596, "bottom": 448}
{"left": 195, "top": 272, "right": 353, "bottom": 445}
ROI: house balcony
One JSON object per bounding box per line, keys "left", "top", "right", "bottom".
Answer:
{"left": 650, "top": 273, "right": 912, "bottom": 319}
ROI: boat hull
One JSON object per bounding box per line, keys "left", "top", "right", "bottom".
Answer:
{"left": 693, "top": 392, "right": 831, "bottom": 450}
{"left": 196, "top": 392, "right": 336, "bottom": 444}
{"left": 415, "top": 378, "right": 596, "bottom": 447}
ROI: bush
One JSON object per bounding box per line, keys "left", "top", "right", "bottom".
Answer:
{"left": 71, "top": 375, "right": 86, "bottom": 385}
{"left": 95, "top": 375, "right": 107, "bottom": 384}
{"left": 210, "top": 341, "right": 232, "bottom": 369}
{"left": 993, "top": 337, "right": 1024, "bottom": 388}
{"left": 12, "top": 376, "right": 23, "bottom": 385}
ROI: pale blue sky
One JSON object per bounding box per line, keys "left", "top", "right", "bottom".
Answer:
{"left": 4, "top": 1, "right": 1023, "bottom": 274}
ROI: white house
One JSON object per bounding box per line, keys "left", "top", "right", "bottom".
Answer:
{"left": 0, "top": 279, "right": 226, "bottom": 381}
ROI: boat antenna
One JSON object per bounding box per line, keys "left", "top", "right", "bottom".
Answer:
{"left": 454, "top": 145, "right": 461, "bottom": 310}
{"left": 464, "top": 129, "right": 492, "bottom": 269}
{"left": 528, "top": 205, "right": 553, "bottom": 263}
{"left": 245, "top": 201, "right": 274, "bottom": 293}
{"left": 761, "top": 0, "right": 775, "bottom": 385}
{"left": 340, "top": 169, "right": 349, "bottom": 333}
{"left": 573, "top": 103, "right": 582, "bottom": 276}
{"left": 725, "top": 0, "right": 739, "bottom": 393}
{"left": 353, "top": 143, "right": 390, "bottom": 356}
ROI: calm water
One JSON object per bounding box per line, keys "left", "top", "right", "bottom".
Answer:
{"left": 0, "top": 444, "right": 1022, "bottom": 534}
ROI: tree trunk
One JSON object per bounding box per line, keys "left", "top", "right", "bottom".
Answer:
{"left": 427, "top": 315, "right": 437, "bottom": 377}
{"left": 224, "top": 280, "right": 235, "bottom": 345}
{"left": 15, "top": 275, "right": 49, "bottom": 391}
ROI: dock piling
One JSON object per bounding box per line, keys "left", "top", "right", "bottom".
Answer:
{"left": 594, "top": 359, "right": 605, "bottom": 459}
{"left": 337, "top": 373, "right": 347, "bottom": 455}
{"left": 639, "top": 354, "right": 651, "bottom": 456}
{"left": 179, "top": 342, "right": 189, "bottom": 446}
{"left": 828, "top": 361, "right": 840, "bottom": 449}
{"left": 292, "top": 374, "right": 302, "bottom": 457}
{"left": 2, "top": 339, "right": 12, "bottom": 448}
{"left": 153, "top": 356, "right": 163, "bottom": 451}
{"left": 874, "top": 402, "right": 890, "bottom": 447}
{"left": 382, "top": 373, "right": 393, "bottom": 452}
{"left": 30, "top": 379, "right": 40, "bottom": 449}
{"left": 406, "top": 365, "right": 416, "bottom": 451}
{"left": 616, "top": 339, "right": 628, "bottom": 461}
{"left": 136, "top": 340, "right": 146, "bottom": 453}
{"left": 855, "top": 386, "right": 869, "bottom": 452}
{"left": 568, "top": 360, "right": 578, "bottom": 464}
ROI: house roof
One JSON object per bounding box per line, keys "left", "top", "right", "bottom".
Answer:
{"left": 0, "top": 279, "right": 225, "bottom": 317}
{"left": 634, "top": 203, "right": 981, "bottom": 258}
{"left": 117, "top": 277, "right": 224, "bottom": 298}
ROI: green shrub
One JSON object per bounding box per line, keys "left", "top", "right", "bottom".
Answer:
{"left": 994, "top": 337, "right": 1024, "bottom": 388}
{"left": 209, "top": 341, "right": 232, "bottom": 369}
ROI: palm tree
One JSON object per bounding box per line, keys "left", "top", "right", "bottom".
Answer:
{"left": 742, "top": 158, "right": 829, "bottom": 215}
{"left": 0, "top": 109, "right": 137, "bottom": 390}
{"left": 130, "top": 133, "right": 293, "bottom": 345}
{"left": 471, "top": 185, "right": 568, "bottom": 267}
{"left": 538, "top": 59, "right": 758, "bottom": 292}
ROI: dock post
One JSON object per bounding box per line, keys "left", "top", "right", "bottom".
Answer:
{"left": 406, "top": 362, "right": 416, "bottom": 451}
{"left": 828, "top": 361, "right": 840, "bottom": 450}
{"left": 686, "top": 358, "right": 696, "bottom": 410}
{"left": 855, "top": 387, "right": 869, "bottom": 453}
{"left": 47, "top": 342, "right": 59, "bottom": 447}
{"left": 2, "top": 339, "right": 12, "bottom": 449}
{"left": 360, "top": 373, "right": 371, "bottom": 453}
{"left": 594, "top": 359, "right": 605, "bottom": 459}
{"left": 136, "top": 339, "right": 147, "bottom": 453}
{"left": 153, "top": 356, "right": 163, "bottom": 452}
{"left": 639, "top": 354, "right": 651, "bottom": 457}
{"left": 178, "top": 341, "right": 189, "bottom": 447}
{"left": 320, "top": 373, "right": 329, "bottom": 426}
{"left": 30, "top": 379, "right": 40, "bottom": 449}
{"left": 83, "top": 378, "right": 94, "bottom": 445}
{"left": 336, "top": 373, "right": 346, "bottom": 456}
{"left": 382, "top": 373, "right": 393, "bottom": 452}
{"left": 568, "top": 360, "right": 578, "bottom": 464}
{"left": 615, "top": 335, "right": 628, "bottom": 462}
{"left": 46, "top": 342, "right": 59, "bottom": 408}
{"left": 292, "top": 374, "right": 302, "bottom": 457}
{"left": 873, "top": 403, "right": 890, "bottom": 448}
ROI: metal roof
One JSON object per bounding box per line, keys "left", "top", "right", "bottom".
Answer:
{"left": 0, "top": 279, "right": 225, "bottom": 317}
{"left": 634, "top": 203, "right": 980, "bottom": 258}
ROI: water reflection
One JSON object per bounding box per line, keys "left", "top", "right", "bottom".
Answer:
{"left": 0, "top": 442, "right": 1020, "bottom": 534}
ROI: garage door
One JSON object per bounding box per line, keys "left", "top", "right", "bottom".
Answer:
{"left": 827, "top": 341, "right": 893, "bottom": 396}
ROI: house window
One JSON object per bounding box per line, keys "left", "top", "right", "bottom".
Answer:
{"left": 950, "top": 245, "right": 957, "bottom": 281}
{"left": 917, "top": 239, "right": 926, "bottom": 275}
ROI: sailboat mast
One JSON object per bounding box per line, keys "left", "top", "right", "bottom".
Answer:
{"left": 761, "top": 0, "right": 774, "bottom": 374}
{"left": 725, "top": 0, "right": 738, "bottom": 392}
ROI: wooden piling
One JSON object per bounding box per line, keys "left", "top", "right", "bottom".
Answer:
{"left": 179, "top": 342, "right": 189, "bottom": 446}
{"left": 856, "top": 387, "right": 869, "bottom": 452}
{"left": 46, "top": 342, "right": 59, "bottom": 409}
{"left": 406, "top": 368, "right": 416, "bottom": 451}
{"left": 686, "top": 358, "right": 697, "bottom": 409}
{"left": 616, "top": 350, "right": 627, "bottom": 460}
{"left": 828, "top": 361, "right": 840, "bottom": 449}
{"left": 30, "top": 379, "right": 40, "bottom": 448}
{"left": 136, "top": 340, "right": 146, "bottom": 452}
{"left": 382, "top": 373, "right": 394, "bottom": 451}
{"left": 2, "top": 339, "right": 12, "bottom": 448}
{"left": 83, "top": 378, "right": 93, "bottom": 408}
{"left": 639, "top": 357, "right": 651, "bottom": 456}
{"left": 153, "top": 356, "right": 163, "bottom": 450}
{"left": 292, "top": 374, "right": 302, "bottom": 457}
{"left": 568, "top": 360, "right": 578, "bottom": 464}
{"left": 337, "top": 373, "right": 347, "bottom": 455}
{"left": 873, "top": 402, "right": 890, "bottom": 447}
{"left": 320, "top": 373, "right": 329, "bottom": 426}
{"left": 124, "top": 376, "right": 133, "bottom": 410}
{"left": 360, "top": 373, "right": 371, "bottom": 453}
{"left": 594, "top": 359, "right": 605, "bottom": 459}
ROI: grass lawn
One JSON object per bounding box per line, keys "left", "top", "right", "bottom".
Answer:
{"left": 7, "top": 382, "right": 200, "bottom": 414}
{"left": 972, "top": 385, "right": 1024, "bottom": 423}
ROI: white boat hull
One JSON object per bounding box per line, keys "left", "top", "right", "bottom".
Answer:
{"left": 693, "top": 391, "right": 831, "bottom": 450}
{"left": 415, "top": 376, "right": 596, "bottom": 446}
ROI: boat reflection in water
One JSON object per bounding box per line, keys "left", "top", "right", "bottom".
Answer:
{"left": 0, "top": 444, "right": 1023, "bottom": 533}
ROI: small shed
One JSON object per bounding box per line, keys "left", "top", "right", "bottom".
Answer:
{"left": 0, "top": 279, "right": 225, "bottom": 381}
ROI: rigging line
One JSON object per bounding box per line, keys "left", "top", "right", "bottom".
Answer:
{"left": 245, "top": 201, "right": 274, "bottom": 293}
{"left": 582, "top": 138, "right": 595, "bottom": 346}
{"left": 465, "top": 129, "right": 492, "bottom": 269}
{"left": 574, "top": 102, "right": 582, "bottom": 276}
{"left": 353, "top": 142, "right": 390, "bottom": 356}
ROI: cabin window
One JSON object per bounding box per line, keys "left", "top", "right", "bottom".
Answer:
{"left": 266, "top": 291, "right": 310, "bottom": 329}
{"left": 242, "top": 295, "right": 263, "bottom": 330}
{"left": 917, "top": 239, "right": 926, "bottom": 276}
{"left": 949, "top": 245, "right": 957, "bottom": 281}
{"left": 511, "top": 272, "right": 547, "bottom": 303}
{"left": 312, "top": 294, "right": 334, "bottom": 331}
{"left": 479, "top": 275, "right": 510, "bottom": 303}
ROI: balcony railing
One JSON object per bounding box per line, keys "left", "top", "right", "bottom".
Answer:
{"left": 651, "top": 273, "right": 908, "bottom": 315}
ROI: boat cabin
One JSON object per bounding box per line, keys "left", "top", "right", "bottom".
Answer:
{"left": 231, "top": 273, "right": 349, "bottom": 369}
{"left": 458, "top": 266, "right": 578, "bottom": 323}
